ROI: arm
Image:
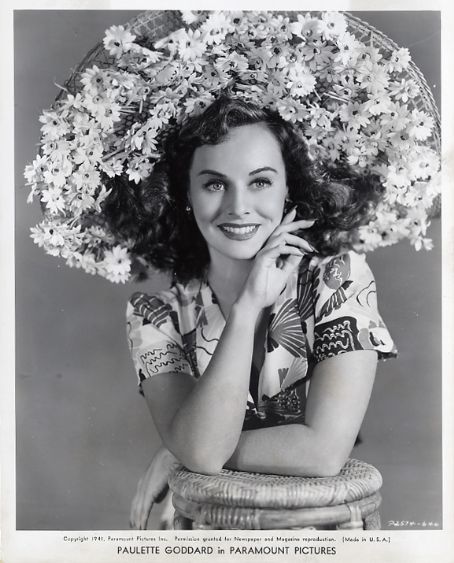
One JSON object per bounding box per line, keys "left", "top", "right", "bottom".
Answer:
{"left": 132, "top": 349, "right": 376, "bottom": 528}
{"left": 225, "top": 349, "right": 377, "bottom": 477}
{"left": 143, "top": 302, "right": 258, "bottom": 475}
{"left": 143, "top": 209, "right": 314, "bottom": 474}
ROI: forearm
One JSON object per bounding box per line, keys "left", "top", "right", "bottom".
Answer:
{"left": 225, "top": 351, "right": 377, "bottom": 477}
{"left": 225, "top": 423, "right": 346, "bottom": 477}
{"left": 167, "top": 302, "right": 259, "bottom": 473}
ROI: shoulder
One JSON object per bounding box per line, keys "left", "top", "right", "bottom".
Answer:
{"left": 127, "top": 287, "right": 179, "bottom": 322}
{"left": 300, "top": 251, "right": 379, "bottom": 319}
{"left": 306, "top": 250, "right": 373, "bottom": 288}
{"left": 126, "top": 283, "right": 200, "bottom": 384}
{"left": 307, "top": 251, "right": 397, "bottom": 361}
{"left": 126, "top": 279, "right": 202, "bottom": 330}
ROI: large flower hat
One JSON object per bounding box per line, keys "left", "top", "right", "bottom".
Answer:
{"left": 24, "top": 10, "right": 441, "bottom": 283}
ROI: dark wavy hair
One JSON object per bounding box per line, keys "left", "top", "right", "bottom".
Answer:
{"left": 102, "top": 96, "right": 384, "bottom": 283}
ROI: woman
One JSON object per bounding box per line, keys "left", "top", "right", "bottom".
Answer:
{"left": 114, "top": 97, "right": 397, "bottom": 528}
{"left": 22, "top": 9, "right": 440, "bottom": 534}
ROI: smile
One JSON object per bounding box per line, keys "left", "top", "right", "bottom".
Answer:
{"left": 218, "top": 223, "right": 260, "bottom": 240}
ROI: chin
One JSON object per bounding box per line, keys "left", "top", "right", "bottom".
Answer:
{"left": 215, "top": 239, "right": 265, "bottom": 261}
{"left": 222, "top": 249, "right": 258, "bottom": 261}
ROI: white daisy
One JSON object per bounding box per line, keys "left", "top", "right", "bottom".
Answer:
{"left": 103, "top": 245, "right": 131, "bottom": 284}
{"left": 103, "top": 25, "right": 136, "bottom": 57}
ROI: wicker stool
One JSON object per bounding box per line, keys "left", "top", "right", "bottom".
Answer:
{"left": 169, "top": 458, "right": 382, "bottom": 530}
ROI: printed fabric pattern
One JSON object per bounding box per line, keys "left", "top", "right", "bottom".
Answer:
{"left": 126, "top": 251, "right": 397, "bottom": 430}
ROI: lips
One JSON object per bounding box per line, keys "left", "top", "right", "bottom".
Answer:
{"left": 218, "top": 223, "right": 260, "bottom": 241}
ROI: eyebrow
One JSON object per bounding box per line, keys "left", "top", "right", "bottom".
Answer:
{"left": 249, "top": 166, "right": 278, "bottom": 175}
{"left": 197, "top": 166, "right": 278, "bottom": 177}
{"left": 197, "top": 169, "right": 227, "bottom": 177}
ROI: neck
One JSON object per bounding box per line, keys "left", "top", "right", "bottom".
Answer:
{"left": 207, "top": 255, "right": 253, "bottom": 316}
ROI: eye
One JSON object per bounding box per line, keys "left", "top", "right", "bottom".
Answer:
{"left": 252, "top": 177, "right": 272, "bottom": 189}
{"left": 203, "top": 180, "right": 225, "bottom": 192}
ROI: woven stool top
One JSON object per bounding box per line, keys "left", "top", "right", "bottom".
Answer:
{"left": 169, "top": 458, "right": 382, "bottom": 510}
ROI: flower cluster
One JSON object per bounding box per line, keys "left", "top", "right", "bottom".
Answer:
{"left": 25, "top": 10, "right": 440, "bottom": 282}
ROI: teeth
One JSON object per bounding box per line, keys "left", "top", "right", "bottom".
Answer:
{"left": 221, "top": 225, "right": 257, "bottom": 234}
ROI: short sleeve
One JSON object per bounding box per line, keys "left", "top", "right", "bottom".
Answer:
{"left": 311, "top": 251, "right": 397, "bottom": 363}
{"left": 126, "top": 292, "right": 193, "bottom": 389}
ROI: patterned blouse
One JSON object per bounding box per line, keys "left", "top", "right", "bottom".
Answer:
{"left": 126, "top": 251, "right": 397, "bottom": 430}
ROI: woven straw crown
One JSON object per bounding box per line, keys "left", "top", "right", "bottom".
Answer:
{"left": 58, "top": 10, "right": 440, "bottom": 153}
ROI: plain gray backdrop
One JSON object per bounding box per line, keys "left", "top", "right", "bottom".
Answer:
{"left": 15, "top": 10, "right": 441, "bottom": 530}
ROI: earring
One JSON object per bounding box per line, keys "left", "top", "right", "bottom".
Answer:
{"left": 185, "top": 205, "right": 192, "bottom": 213}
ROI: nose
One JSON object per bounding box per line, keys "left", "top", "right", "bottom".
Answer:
{"left": 225, "top": 184, "right": 250, "bottom": 217}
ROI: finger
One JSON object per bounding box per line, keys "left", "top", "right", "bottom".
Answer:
{"left": 281, "top": 254, "right": 304, "bottom": 276}
{"left": 266, "top": 233, "right": 315, "bottom": 254}
{"left": 281, "top": 218, "right": 316, "bottom": 232}
{"left": 131, "top": 479, "right": 150, "bottom": 530}
{"left": 137, "top": 483, "right": 154, "bottom": 529}
{"left": 258, "top": 243, "right": 304, "bottom": 262}
{"left": 281, "top": 206, "right": 297, "bottom": 224}
{"left": 139, "top": 494, "right": 151, "bottom": 530}
{"left": 280, "top": 233, "right": 316, "bottom": 253}
{"left": 144, "top": 496, "right": 156, "bottom": 530}
{"left": 275, "top": 250, "right": 303, "bottom": 272}
{"left": 135, "top": 493, "right": 145, "bottom": 530}
{"left": 131, "top": 489, "right": 144, "bottom": 529}
{"left": 137, "top": 470, "right": 169, "bottom": 529}
{"left": 141, "top": 480, "right": 160, "bottom": 529}
{"left": 130, "top": 481, "right": 143, "bottom": 528}
{"left": 269, "top": 219, "right": 316, "bottom": 242}
{"left": 130, "top": 495, "right": 139, "bottom": 529}
{"left": 136, "top": 477, "right": 150, "bottom": 529}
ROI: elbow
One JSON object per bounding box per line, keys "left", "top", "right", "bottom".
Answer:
{"left": 305, "top": 429, "right": 352, "bottom": 477}
{"left": 314, "top": 457, "right": 345, "bottom": 478}
{"left": 293, "top": 438, "right": 349, "bottom": 478}
{"left": 185, "top": 460, "right": 223, "bottom": 476}
{"left": 166, "top": 432, "right": 232, "bottom": 476}
{"left": 313, "top": 445, "right": 349, "bottom": 477}
{"left": 179, "top": 451, "right": 224, "bottom": 476}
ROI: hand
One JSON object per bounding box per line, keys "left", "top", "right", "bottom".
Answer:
{"left": 238, "top": 208, "right": 315, "bottom": 312}
{"left": 129, "top": 445, "right": 180, "bottom": 530}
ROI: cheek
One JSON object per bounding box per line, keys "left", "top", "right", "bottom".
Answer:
{"left": 191, "top": 192, "right": 221, "bottom": 224}
{"left": 259, "top": 192, "right": 286, "bottom": 220}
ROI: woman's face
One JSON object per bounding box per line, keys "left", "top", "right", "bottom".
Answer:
{"left": 188, "top": 123, "right": 288, "bottom": 264}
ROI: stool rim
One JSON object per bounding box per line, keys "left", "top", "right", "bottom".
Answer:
{"left": 172, "top": 492, "right": 382, "bottom": 530}
{"left": 169, "top": 458, "right": 383, "bottom": 510}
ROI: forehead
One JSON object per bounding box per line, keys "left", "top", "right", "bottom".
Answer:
{"left": 191, "top": 123, "right": 284, "bottom": 171}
